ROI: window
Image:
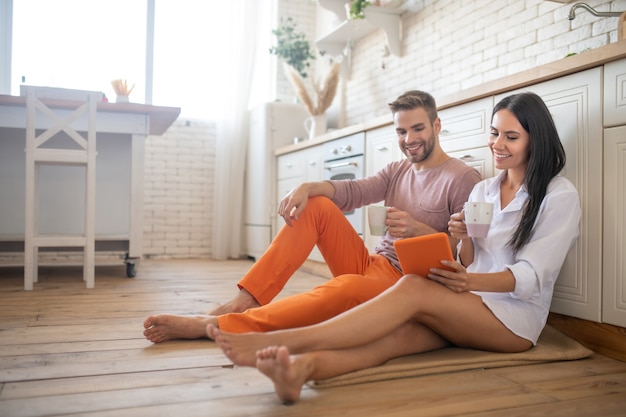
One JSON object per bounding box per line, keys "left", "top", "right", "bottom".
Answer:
{"left": 9, "top": 0, "right": 275, "bottom": 118}
{"left": 152, "top": 0, "right": 274, "bottom": 117}
{"left": 11, "top": 0, "right": 146, "bottom": 102}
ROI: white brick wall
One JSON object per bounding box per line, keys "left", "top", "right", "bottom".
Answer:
{"left": 144, "top": 0, "right": 623, "bottom": 259}
{"left": 143, "top": 118, "right": 215, "bottom": 259}
{"left": 337, "top": 0, "right": 624, "bottom": 125}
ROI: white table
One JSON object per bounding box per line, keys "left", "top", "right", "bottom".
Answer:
{"left": 0, "top": 95, "right": 180, "bottom": 276}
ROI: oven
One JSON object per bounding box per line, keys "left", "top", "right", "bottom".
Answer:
{"left": 323, "top": 133, "right": 365, "bottom": 235}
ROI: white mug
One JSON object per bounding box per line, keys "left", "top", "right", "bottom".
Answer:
{"left": 464, "top": 202, "right": 494, "bottom": 238}
{"left": 368, "top": 205, "right": 389, "bottom": 236}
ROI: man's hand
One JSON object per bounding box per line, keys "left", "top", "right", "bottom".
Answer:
{"left": 278, "top": 185, "right": 310, "bottom": 227}
{"left": 386, "top": 207, "right": 434, "bottom": 238}
{"left": 277, "top": 181, "right": 336, "bottom": 227}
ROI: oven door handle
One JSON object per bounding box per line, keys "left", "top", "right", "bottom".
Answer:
{"left": 325, "top": 161, "right": 359, "bottom": 170}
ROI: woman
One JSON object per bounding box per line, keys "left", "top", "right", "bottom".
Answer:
{"left": 207, "top": 92, "right": 581, "bottom": 404}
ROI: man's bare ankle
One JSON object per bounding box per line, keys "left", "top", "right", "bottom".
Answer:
{"left": 210, "top": 289, "right": 261, "bottom": 315}
{"left": 239, "top": 289, "right": 261, "bottom": 310}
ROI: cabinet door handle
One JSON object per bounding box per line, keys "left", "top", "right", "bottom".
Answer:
{"left": 325, "top": 161, "right": 358, "bottom": 170}
{"left": 309, "top": 161, "right": 317, "bottom": 166}
{"left": 459, "top": 154, "right": 473, "bottom": 160}
{"left": 440, "top": 129, "right": 450, "bottom": 135}
{"left": 376, "top": 146, "right": 388, "bottom": 151}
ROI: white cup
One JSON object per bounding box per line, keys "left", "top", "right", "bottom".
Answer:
{"left": 464, "top": 202, "right": 494, "bottom": 238}
{"left": 368, "top": 205, "right": 389, "bottom": 236}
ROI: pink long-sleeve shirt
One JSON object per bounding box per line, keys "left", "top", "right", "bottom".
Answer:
{"left": 330, "top": 157, "right": 481, "bottom": 271}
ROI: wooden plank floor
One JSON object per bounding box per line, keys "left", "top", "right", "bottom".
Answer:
{"left": 1, "top": 259, "right": 626, "bottom": 417}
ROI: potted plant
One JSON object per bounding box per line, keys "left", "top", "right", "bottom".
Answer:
{"left": 269, "top": 17, "right": 315, "bottom": 79}
{"left": 348, "top": 0, "right": 372, "bottom": 20}
{"left": 269, "top": 17, "right": 340, "bottom": 139}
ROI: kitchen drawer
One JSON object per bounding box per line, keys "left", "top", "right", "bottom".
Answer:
{"left": 448, "top": 146, "right": 496, "bottom": 179}
{"left": 365, "top": 125, "right": 400, "bottom": 177}
{"left": 304, "top": 146, "right": 323, "bottom": 181}
{"left": 438, "top": 97, "right": 494, "bottom": 152}
{"left": 604, "top": 58, "right": 626, "bottom": 127}
{"left": 277, "top": 151, "right": 305, "bottom": 179}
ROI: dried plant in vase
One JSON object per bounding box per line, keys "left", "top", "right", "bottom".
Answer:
{"left": 283, "top": 61, "right": 340, "bottom": 116}
{"left": 111, "top": 79, "right": 135, "bottom": 103}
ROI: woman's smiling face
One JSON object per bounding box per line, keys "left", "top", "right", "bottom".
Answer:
{"left": 489, "top": 108, "right": 531, "bottom": 173}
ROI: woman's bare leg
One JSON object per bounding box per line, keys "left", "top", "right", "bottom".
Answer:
{"left": 257, "top": 320, "right": 449, "bottom": 404}
{"left": 208, "top": 275, "right": 532, "bottom": 366}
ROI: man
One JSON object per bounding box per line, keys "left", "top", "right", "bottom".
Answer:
{"left": 144, "top": 90, "right": 482, "bottom": 342}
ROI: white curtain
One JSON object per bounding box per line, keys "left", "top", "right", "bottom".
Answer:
{"left": 211, "top": 0, "right": 262, "bottom": 260}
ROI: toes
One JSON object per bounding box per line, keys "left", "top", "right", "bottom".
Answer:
{"left": 206, "top": 324, "right": 219, "bottom": 339}
{"left": 143, "top": 316, "right": 154, "bottom": 328}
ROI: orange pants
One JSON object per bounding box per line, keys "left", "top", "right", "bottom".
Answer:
{"left": 217, "top": 196, "right": 403, "bottom": 332}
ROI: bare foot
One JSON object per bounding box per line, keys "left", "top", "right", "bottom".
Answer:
{"left": 257, "top": 346, "right": 310, "bottom": 405}
{"left": 143, "top": 314, "right": 218, "bottom": 343}
{"left": 207, "top": 324, "right": 275, "bottom": 367}
{"left": 209, "top": 288, "right": 260, "bottom": 315}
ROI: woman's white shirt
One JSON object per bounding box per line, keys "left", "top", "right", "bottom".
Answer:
{"left": 465, "top": 171, "right": 581, "bottom": 344}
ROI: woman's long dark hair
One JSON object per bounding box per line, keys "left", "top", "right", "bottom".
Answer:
{"left": 492, "top": 92, "right": 566, "bottom": 252}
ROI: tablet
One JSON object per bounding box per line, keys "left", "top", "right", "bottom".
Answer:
{"left": 393, "top": 232, "right": 455, "bottom": 277}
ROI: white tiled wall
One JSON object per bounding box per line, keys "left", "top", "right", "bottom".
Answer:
{"left": 145, "top": 0, "right": 623, "bottom": 259}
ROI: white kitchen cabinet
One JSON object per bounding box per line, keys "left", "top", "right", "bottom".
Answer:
{"left": 447, "top": 147, "right": 495, "bottom": 179}
{"left": 275, "top": 146, "right": 323, "bottom": 221}
{"left": 364, "top": 125, "right": 399, "bottom": 252}
{"left": 603, "top": 58, "right": 626, "bottom": 127}
{"left": 303, "top": 145, "right": 324, "bottom": 262}
{"left": 496, "top": 67, "right": 603, "bottom": 323}
{"left": 602, "top": 58, "right": 626, "bottom": 327}
{"left": 305, "top": 145, "right": 324, "bottom": 184}
{"left": 438, "top": 97, "right": 495, "bottom": 154}
{"left": 277, "top": 149, "right": 306, "bottom": 182}
{"left": 365, "top": 124, "right": 401, "bottom": 177}
{"left": 276, "top": 149, "right": 307, "bottom": 237}
{"left": 438, "top": 97, "right": 495, "bottom": 179}
{"left": 603, "top": 125, "right": 626, "bottom": 327}
{"left": 275, "top": 145, "right": 325, "bottom": 262}
{"left": 276, "top": 177, "right": 302, "bottom": 225}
